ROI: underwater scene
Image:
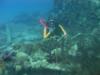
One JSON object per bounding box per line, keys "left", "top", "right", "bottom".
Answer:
{"left": 0, "top": 0, "right": 100, "bottom": 75}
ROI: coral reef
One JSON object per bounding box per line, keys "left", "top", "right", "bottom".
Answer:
{"left": 0, "top": 30, "right": 99, "bottom": 75}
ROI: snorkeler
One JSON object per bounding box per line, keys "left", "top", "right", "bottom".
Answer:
{"left": 39, "top": 18, "right": 67, "bottom": 39}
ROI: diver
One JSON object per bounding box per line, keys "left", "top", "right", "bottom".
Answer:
{"left": 39, "top": 18, "right": 67, "bottom": 39}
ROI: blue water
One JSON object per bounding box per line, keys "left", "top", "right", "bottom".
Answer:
{"left": 0, "top": 0, "right": 53, "bottom": 46}
{"left": 0, "top": 0, "right": 53, "bottom": 23}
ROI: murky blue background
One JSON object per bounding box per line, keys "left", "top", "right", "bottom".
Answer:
{"left": 0, "top": 0, "right": 53, "bottom": 23}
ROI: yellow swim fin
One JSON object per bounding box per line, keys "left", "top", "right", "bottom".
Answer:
{"left": 43, "top": 27, "right": 51, "bottom": 39}
{"left": 59, "top": 24, "right": 67, "bottom": 36}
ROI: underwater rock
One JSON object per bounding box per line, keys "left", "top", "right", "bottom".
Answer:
{"left": 15, "top": 64, "right": 22, "bottom": 72}
{"left": 91, "top": 26, "right": 100, "bottom": 41}
{"left": 16, "top": 51, "right": 29, "bottom": 63}
{"left": 68, "top": 44, "right": 78, "bottom": 56}
{"left": 50, "top": 0, "right": 100, "bottom": 35}
{"left": 30, "top": 59, "right": 48, "bottom": 69}
{"left": 91, "top": 0, "right": 100, "bottom": 5}
{"left": 46, "top": 63, "right": 65, "bottom": 71}
{"left": 51, "top": 48, "right": 62, "bottom": 56}
{"left": 0, "top": 59, "right": 5, "bottom": 75}
{"left": 0, "top": 68, "right": 3, "bottom": 75}
{"left": 32, "top": 50, "right": 48, "bottom": 61}
{"left": 1, "top": 48, "right": 16, "bottom": 62}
